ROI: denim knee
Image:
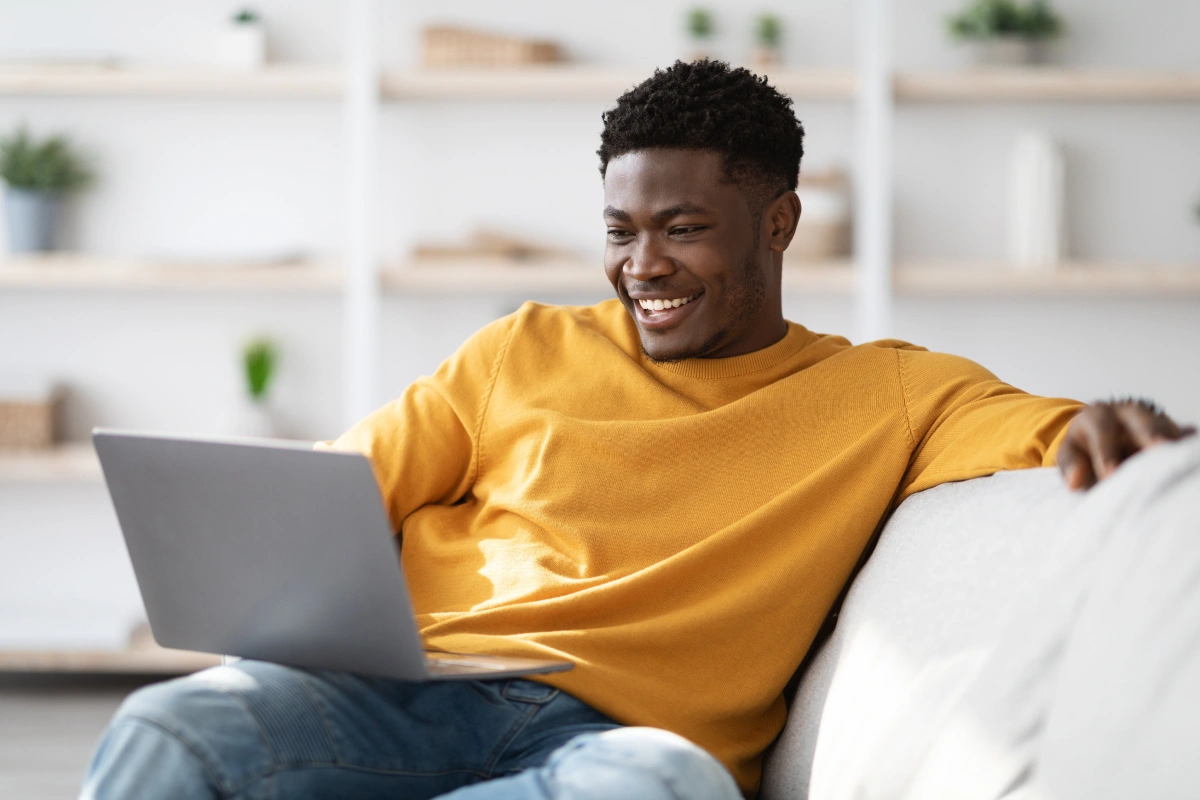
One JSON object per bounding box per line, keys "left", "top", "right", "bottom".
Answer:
{"left": 99, "top": 665, "right": 277, "bottom": 793}
{"left": 543, "top": 727, "right": 741, "bottom": 800}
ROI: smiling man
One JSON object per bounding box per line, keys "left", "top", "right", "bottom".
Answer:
{"left": 83, "top": 61, "right": 1192, "bottom": 800}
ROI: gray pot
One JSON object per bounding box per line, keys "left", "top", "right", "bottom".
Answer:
{"left": 971, "top": 37, "right": 1048, "bottom": 66}
{"left": 4, "top": 186, "right": 61, "bottom": 253}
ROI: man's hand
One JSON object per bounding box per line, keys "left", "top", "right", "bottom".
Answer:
{"left": 1057, "top": 399, "right": 1196, "bottom": 491}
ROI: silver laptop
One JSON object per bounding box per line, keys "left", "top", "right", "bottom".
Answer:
{"left": 92, "top": 428, "right": 572, "bottom": 682}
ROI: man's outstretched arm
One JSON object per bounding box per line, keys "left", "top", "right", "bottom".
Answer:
{"left": 1056, "top": 399, "right": 1197, "bottom": 491}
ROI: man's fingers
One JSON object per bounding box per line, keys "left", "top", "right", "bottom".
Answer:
{"left": 1081, "top": 404, "right": 1124, "bottom": 480}
{"left": 1057, "top": 437, "right": 1096, "bottom": 491}
{"left": 1112, "top": 402, "right": 1166, "bottom": 450}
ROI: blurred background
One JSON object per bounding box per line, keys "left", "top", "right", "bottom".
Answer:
{"left": 0, "top": 0, "right": 1198, "bottom": 795}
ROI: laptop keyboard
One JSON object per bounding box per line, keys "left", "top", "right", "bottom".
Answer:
{"left": 423, "top": 656, "right": 509, "bottom": 675}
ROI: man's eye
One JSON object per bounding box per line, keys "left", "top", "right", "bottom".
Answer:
{"left": 670, "top": 226, "right": 706, "bottom": 236}
{"left": 607, "top": 229, "right": 633, "bottom": 240}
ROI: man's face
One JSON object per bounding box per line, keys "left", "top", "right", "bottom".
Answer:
{"left": 603, "top": 149, "right": 785, "bottom": 362}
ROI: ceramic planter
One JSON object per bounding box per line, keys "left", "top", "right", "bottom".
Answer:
{"left": 4, "top": 186, "right": 60, "bottom": 252}
{"left": 215, "top": 23, "right": 266, "bottom": 70}
{"left": 971, "top": 37, "right": 1049, "bottom": 66}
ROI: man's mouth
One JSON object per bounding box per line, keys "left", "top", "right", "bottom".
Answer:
{"left": 636, "top": 293, "right": 701, "bottom": 314}
{"left": 631, "top": 291, "right": 703, "bottom": 329}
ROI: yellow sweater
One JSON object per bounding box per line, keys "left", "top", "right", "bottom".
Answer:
{"left": 325, "top": 299, "right": 1081, "bottom": 794}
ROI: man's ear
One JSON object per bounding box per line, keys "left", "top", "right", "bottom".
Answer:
{"left": 767, "top": 191, "right": 801, "bottom": 253}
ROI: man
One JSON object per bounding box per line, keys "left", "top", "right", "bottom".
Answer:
{"left": 82, "top": 60, "right": 1192, "bottom": 800}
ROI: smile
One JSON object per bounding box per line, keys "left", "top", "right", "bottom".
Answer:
{"left": 637, "top": 293, "right": 700, "bottom": 314}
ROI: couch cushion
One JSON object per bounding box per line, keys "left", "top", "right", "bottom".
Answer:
{"left": 760, "top": 468, "right": 1082, "bottom": 800}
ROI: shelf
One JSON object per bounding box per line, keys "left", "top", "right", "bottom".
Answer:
{"left": 0, "top": 255, "right": 342, "bottom": 292}
{"left": 4, "top": 64, "right": 1196, "bottom": 103}
{"left": 0, "top": 647, "right": 221, "bottom": 675}
{"left": 382, "top": 67, "right": 856, "bottom": 102}
{"left": 896, "top": 262, "right": 1200, "bottom": 296}
{"left": 384, "top": 256, "right": 855, "bottom": 293}
{"left": 0, "top": 443, "right": 101, "bottom": 482}
{"left": 896, "top": 69, "right": 1200, "bottom": 102}
{"left": 0, "top": 64, "right": 341, "bottom": 98}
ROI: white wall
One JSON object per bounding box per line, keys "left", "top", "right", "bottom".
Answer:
{"left": 1, "top": 0, "right": 1199, "bottom": 649}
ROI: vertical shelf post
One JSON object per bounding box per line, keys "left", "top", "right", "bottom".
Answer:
{"left": 854, "top": 0, "right": 895, "bottom": 343}
{"left": 342, "top": 0, "right": 381, "bottom": 428}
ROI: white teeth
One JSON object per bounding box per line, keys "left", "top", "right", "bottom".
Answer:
{"left": 638, "top": 294, "right": 698, "bottom": 312}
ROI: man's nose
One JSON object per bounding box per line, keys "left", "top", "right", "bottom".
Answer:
{"left": 624, "top": 237, "right": 676, "bottom": 282}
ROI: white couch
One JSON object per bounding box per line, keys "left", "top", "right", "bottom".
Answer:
{"left": 760, "top": 438, "right": 1200, "bottom": 800}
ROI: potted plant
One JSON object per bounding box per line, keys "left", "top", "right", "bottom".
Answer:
{"left": 686, "top": 7, "right": 715, "bottom": 62}
{"left": 947, "top": 0, "right": 1064, "bottom": 66}
{"left": 0, "top": 127, "right": 91, "bottom": 253}
{"left": 237, "top": 337, "right": 279, "bottom": 437}
{"left": 216, "top": 8, "right": 266, "bottom": 70}
{"left": 752, "top": 14, "right": 783, "bottom": 70}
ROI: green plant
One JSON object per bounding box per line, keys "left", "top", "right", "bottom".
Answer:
{"left": 243, "top": 338, "right": 278, "bottom": 402}
{"left": 0, "top": 127, "right": 91, "bottom": 193}
{"left": 686, "top": 7, "right": 714, "bottom": 41}
{"left": 947, "top": 0, "right": 1064, "bottom": 41}
{"left": 232, "top": 8, "right": 259, "bottom": 25}
{"left": 756, "top": 14, "right": 783, "bottom": 48}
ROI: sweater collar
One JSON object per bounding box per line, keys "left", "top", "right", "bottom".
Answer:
{"left": 642, "top": 322, "right": 811, "bottom": 379}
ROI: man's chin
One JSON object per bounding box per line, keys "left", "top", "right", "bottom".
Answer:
{"left": 638, "top": 328, "right": 726, "bottom": 363}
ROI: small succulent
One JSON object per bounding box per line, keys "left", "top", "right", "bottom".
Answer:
{"left": 243, "top": 338, "right": 278, "bottom": 402}
{"left": 947, "top": 0, "right": 1064, "bottom": 41}
{"left": 757, "top": 14, "right": 783, "bottom": 49}
{"left": 687, "top": 7, "right": 714, "bottom": 41}
{"left": 0, "top": 127, "right": 91, "bottom": 193}
{"left": 232, "top": 8, "right": 260, "bottom": 25}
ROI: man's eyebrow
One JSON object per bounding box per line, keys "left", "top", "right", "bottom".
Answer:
{"left": 652, "top": 203, "right": 710, "bottom": 224}
{"left": 604, "top": 203, "right": 712, "bottom": 224}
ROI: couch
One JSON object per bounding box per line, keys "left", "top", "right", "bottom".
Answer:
{"left": 759, "top": 438, "right": 1200, "bottom": 800}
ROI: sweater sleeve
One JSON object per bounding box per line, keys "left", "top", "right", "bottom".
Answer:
{"left": 315, "top": 313, "right": 517, "bottom": 533}
{"left": 897, "top": 346, "right": 1083, "bottom": 502}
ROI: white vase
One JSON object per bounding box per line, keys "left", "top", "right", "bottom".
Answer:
{"left": 1007, "top": 131, "right": 1065, "bottom": 271}
{"left": 233, "top": 397, "right": 276, "bottom": 438}
{"left": 215, "top": 24, "right": 266, "bottom": 70}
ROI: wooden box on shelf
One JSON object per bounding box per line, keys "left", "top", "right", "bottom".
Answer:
{"left": 421, "top": 26, "right": 564, "bottom": 68}
{"left": 0, "top": 380, "right": 61, "bottom": 450}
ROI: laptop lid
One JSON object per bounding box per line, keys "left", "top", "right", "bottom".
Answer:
{"left": 93, "top": 429, "right": 430, "bottom": 680}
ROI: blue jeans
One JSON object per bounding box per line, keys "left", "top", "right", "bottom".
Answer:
{"left": 80, "top": 660, "right": 741, "bottom": 800}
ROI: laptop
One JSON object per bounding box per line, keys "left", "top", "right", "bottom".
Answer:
{"left": 92, "top": 428, "right": 573, "bottom": 682}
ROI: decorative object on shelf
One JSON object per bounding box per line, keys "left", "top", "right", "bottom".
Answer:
{"left": 0, "top": 127, "right": 91, "bottom": 253}
{"left": 751, "top": 14, "right": 783, "bottom": 70}
{"left": 791, "top": 169, "right": 852, "bottom": 261}
{"left": 414, "top": 228, "right": 574, "bottom": 264}
{"left": 1008, "top": 131, "right": 1065, "bottom": 271}
{"left": 946, "top": 0, "right": 1064, "bottom": 66}
{"left": 215, "top": 8, "right": 267, "bottom": 70}
{"left": 686, "top": 8, "right": 716, "bottom": 62}
{"left": 0, "top": 378, "right": 61, "bottom": 451}
{"left": 235, "top": 337, "right": 279, "bottom": 437}
{"left": 421, "top": 27, "right": 564, "bottom": 68}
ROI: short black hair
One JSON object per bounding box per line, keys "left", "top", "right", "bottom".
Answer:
{"left": 597, "top": 60, "right": 805, "bottom": 204}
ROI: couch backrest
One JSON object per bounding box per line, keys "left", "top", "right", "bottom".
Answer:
{"left": 760, "top": 468, "right": 1081, "bottom": 799}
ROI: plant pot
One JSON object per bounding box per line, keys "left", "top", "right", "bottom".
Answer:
{"left": 970, "top": 37, "right": 1048, "bottom": 66}
{"left": 215, "top": 23, "right": 266, "bottom": 70}
{"left": 751, "top": 46, "right": 782, "bottom": 71}
{"left": 4, "top": 186, "right": 61, "bottom": 253}
{"left": 233, "top": 397, "right": 276, "bottom": 438}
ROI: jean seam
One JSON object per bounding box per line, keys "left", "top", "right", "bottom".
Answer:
{"left": 482, "top": 702, "right": 541, "bottom": 778}
{"left": 293, "top": 671, "right": 345, "bottom": 764}
{"left": 123, "top": 715, "right": 231, "bottom": 797}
